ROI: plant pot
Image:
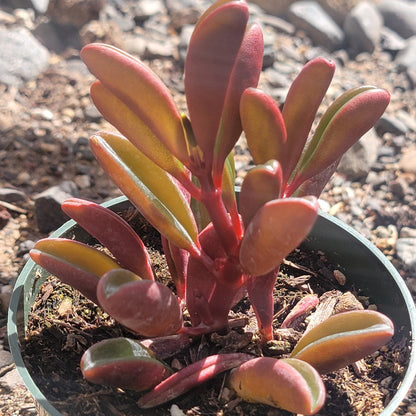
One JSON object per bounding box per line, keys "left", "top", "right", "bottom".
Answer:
{"left": 8, "top": 196, "right": 416, "bottom": 416}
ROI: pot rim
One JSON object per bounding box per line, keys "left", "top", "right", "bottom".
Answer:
{"left": 7, "top": 196, "right": 416, "bottom": 416}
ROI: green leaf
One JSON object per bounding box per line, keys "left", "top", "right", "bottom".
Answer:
{"left": 89, "top": 131, "right": 199, "bottom": 254}
{"left": 291, "top": 310, "right": 394, "bottom": 374}
{"left": 62, "top": 198, "right": 154, "bottom": 280}
{"left": 239, "top": 197, "right": 319, "bottom": 276}
{"left": 81, "top": 43, "right": 188, "bottom": 164}
{"left": 89, "top": 81, "right": 188, "bottom": 182}
{"left": 228, "top": 357, "right": 326, "bottom": 414}
{"left": 30, "top": 238, "right": 120, "bottom": 304}
{"left": 290, "top": 86, "right": 390, "bottom": 190}
{"left": 81, "top": 337, "right": 172, "bottom": 391}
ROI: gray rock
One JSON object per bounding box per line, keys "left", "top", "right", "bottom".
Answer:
{"left": 287, "top": 1, "right": 345, "bottom": 51}
{"left": 0, "top": 349, "right": 13, "bottom": 369}
{"left": 400, "top": 227, "right": 416, "bottom": 238}
{"left": 0, "top": 368, "right": 24, "bottom": 389}
{"left": 0, "top": 27, "right": 50, "bottom": 86}
{"left": 143, "top": 39, "right": 175, "bottom": 60}
{"left": 259, "top": 14, "right": 296, "bottom": 35}
{"left": 396, "top": 238, "right": 416, "bottom": 268}
{"left": 46, "top": 0, "right": 104, "bottom": 28}
{"left": 34, "top": 181, "right": 78, "bottom": 233}
{"left": 101, "top": 3, "right": 135, "bottom": 32}
{"left": 165, "top": 0, "right": 203, "bottom": 30}
{"left": 376, "top": 114, "right": 409, "bottom": 136}
{"left": 337, "top": 128, "right": 380, "bottom": 181}
{"left": 344, "top": 2, "right": 383, "bottom": 54}
{"left": 32, "top": 20, "right": 65, "bottom": 53}
{"left": 395, "top": 36, "right": 416, "bottom": 73}
{"left": 0, "top": 188, "right": 27, "bottom": 204}
{"left": 380, "top": 27, "right": 407, "bottom": 55}
{"left": 378, "top": 0, "right": 416, "bottom": 39}
{"left": 132, "top": 0, "right": 166, "bottom": 22}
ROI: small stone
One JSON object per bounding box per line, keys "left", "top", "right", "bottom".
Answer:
{"left": 0, "top": 188, "right": 27, "bottom": 204}
{"left": 34, "top": 181, "right": 78, "bottom": 233}
{"left": 344, "top": 2, "right": 383, "bottom": 54}
{"left": 46, "top": 0, "right": 105, "bottom": 28}
{"left": 376, "top": 114, "right": 408, "bottom": 136}
{"left": 287, "top": 1, "right": 345, "bottom": 51}
{"left": 378, "top": 0, "right": 416, "bottom": 39}
{"left": 400, "top": 227, "right": 416, "bottom": 238}
{"left": 389, "top": 179, "right": 408, "bottom": 199}
{"left": 399, "top": 147, "right": 416, "bottom": 175}
{"left": 396, "top": 238, "right": 416, "bottom": 268}
{"left": 337, "top": 128, "right": 380, "bottom": 180}
{"left": 0, "top": 368, "right": 25, "bottom": 389}
{"left": 0, "top": 27, "right": 50, "bottom": 86}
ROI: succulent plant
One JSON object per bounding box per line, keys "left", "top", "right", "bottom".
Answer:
{"left": 29, "top": 0, "right": 394, "bottom": 414}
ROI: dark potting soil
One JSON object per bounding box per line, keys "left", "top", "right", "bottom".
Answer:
{"left": 21, "top": 210, "right": 410, "bottom": 416}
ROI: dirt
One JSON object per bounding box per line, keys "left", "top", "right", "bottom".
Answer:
{"left": 18, "top": 212, "right": 411, "bottom": 416}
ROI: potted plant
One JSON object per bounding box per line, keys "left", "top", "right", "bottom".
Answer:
{"left": 8, "top": 0, "right": 416, "bottom": 415}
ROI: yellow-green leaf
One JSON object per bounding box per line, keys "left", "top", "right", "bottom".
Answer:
{"left": 89, "top": 132, "right": 199, "bottom": 254}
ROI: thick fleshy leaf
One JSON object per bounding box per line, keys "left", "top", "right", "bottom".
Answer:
{"left": 97, "top": 269, "right": 183, "bottom": 337}
{"left": 30, "top": 238, "right": 120, "bottom": 304}
{"left": 81, "top": 337, "right": 172, "bottom": 391}
{"left": 138, "top": 353, "right": 254, "bottom": 408}
{"left": 89, "top": 81, "right": 188, "bottom": 183}
{"left": 62, "top": 198, "right": 154, "bottom": 280}
{"left": 241, "top": 88, "right": 287, "bottom": 166}
{"left": 239, "top": 197, "right": 319, "bottom": 276}
{"left": 239, "top": 159, "right": 283, "bottom": 227}
{"left": 89, "top": 131, "right": 199, "bottom": 255}
{"left": 185, "top": 0, "right": 249, "bottom": 169}
{"left": 212, "top": 22, "right": 264, "bottom": 182}
{"left": 291, "top": 310, "right": 394, "bottom": 374}
{"left": 290, "top": 86, "right": 390, "bottom": 191}
{"left": 281, "top": 57, "right": 335, "bottom": 182}
{"left": 228, "top": 357, "right": 326, "bottom": 415}
{"left": 81, "top": 43, "right": 189, "bottom": 164}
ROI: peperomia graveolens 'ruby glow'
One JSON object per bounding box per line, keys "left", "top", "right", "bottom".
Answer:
{"left": 29, "top": 1, "right": 394, "bottom": 414}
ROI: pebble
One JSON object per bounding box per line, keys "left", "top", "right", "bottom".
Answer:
{"left": 344, "top": 2, "right": 383, "bottom": 54}
{"left": 0, "top": 27, "right": 50, "bottom": 86}
{"left": 376, "top": 114, "right": 409, "bottom": 136}
{"left": 395, "top": 36, "right": 416, "bottom": 73}
{"left": 337, "top": 128, "right": 380, "bottom": 181}
{"left": 34, "top": 181, "right": 78, "bottom": 233}
{"left": 287, "top": 1, "right": 345, "bottom": 51}
{"left": 396, "top": 238, "right": 416, "bottom": 268}
{"left": 378, "top": 0, "right": 416, "bottom": 39}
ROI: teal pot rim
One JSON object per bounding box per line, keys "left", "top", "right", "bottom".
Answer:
{"left": 8, "top": 196, "right": 416, "bottom": 416}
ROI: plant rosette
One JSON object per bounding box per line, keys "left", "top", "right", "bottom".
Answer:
{"left": 8, "top": 196, "right": 416, "bottom": 416}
